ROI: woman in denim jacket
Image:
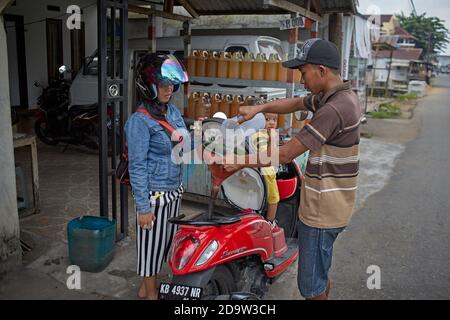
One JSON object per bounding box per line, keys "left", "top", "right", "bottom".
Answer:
{"left": 124, "top": 53, "right": 189, "bottom": 300}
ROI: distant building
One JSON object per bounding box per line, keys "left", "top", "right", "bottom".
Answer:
{"left": 365, "top": 14, "right": 416, "bottom": 48}
{"left": 374, "top": 48, "right": 424, "bottom": 92}
{"left": 436, "top": 55, "right": 450, "bottom": 69}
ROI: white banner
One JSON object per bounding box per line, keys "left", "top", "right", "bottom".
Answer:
{"left": 342, "top": 16, "right": 355, "bottom": 80}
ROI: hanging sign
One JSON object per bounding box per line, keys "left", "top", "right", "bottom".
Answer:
{"left": 279, "top": 16, "right": 305, "bottom": 30}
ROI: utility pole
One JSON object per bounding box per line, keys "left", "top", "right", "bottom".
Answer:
{"left": 427, "top": 32, "right": 432, "bottom": 63}
{"left": 410, "top": 0, "right": 417, "bottom": 16}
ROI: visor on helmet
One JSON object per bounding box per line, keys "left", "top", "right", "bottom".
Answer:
{"left": 159, "top": 55, "right": 189, "bottom": 86}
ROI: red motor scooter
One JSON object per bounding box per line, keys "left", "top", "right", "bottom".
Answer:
{"left": 158, "top": 119, "right": 303, "bottom": 300}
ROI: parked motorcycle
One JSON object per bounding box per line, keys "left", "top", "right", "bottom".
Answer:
{"left": 159, "top": 118, "right": 301, "bottom": 300}
{"left": 34, "top": 66, "right": 114, "bottom": 150}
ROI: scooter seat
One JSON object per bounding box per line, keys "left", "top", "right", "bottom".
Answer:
{"left": 68, "top": 104, "right": 98, "bottom": 117}
{"left": 70, "top": 103, "right": 98, "bottom": 112}
{"left": 169, "top": 213, "right": 241, "bottom": 226}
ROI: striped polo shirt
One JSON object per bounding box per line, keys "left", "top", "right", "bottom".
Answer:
{"left": 296, "top": 81, "right": 361, "bottom": 229}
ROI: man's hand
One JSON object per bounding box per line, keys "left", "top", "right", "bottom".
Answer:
{"left": 238, "top": 105, "right": 262, "bottom": 123}
{"left": 138, "top": 213, "right": 156, "bottom": 230}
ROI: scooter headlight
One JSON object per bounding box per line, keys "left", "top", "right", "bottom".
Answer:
{"left": 195, "top": 240, "right": 219, "bottom": 267}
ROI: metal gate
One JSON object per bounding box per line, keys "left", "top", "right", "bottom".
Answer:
{"left": 97, "top": 0, "right": 128, "bottom": 241}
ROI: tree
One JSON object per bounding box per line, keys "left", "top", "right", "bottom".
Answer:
{"left": 397, "top": 13, "right": 450, "bottom": 59}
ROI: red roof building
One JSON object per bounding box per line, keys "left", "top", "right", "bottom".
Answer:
{"left": 375, "top": 48, "right": 423, "bottom": 61}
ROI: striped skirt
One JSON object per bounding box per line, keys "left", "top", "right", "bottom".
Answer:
{"left": 136, "top": 185, "right": 184, "bottom": 277}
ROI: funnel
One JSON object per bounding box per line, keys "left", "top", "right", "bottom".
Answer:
{"left": 200, "top": 117, "right": 264, "bottom": 219}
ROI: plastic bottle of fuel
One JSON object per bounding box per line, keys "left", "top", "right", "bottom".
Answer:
{"left": 228, "top": 52, "right": 242, "bottom": 79}
{"left": 187, "top": 50, "right": 199, "bottom": 77}
{"left": 206, "top": 51, "right": 220, "bottom": 78}
{"left": 277, "top": 53, "right": 288, "bottom": 82}
{"left": 195, "top": 50, "right": 208, "bottom": 77}
{"left": 210, "top": 93, "right": 222, "bottom": 116}
{"left": 217, "top": 52, "right": 231, "bottom": 78}
{"left": 195, "top": 92, "right": 211, "bottom": 119}
{"left": 187, "top": 92, "right": 200, "bottom": 119}
{"left": 252, "top": 53, "right": 266, "bottom": 81}
{"left": 219, "top": 94, "right": 232, "bottom": 117}
{"left": 229, "top": 95, "right": 243, "bottom": 117}
{"left": 265, "top": 53, "right": 279, "bottom": 81}
{"left": 240, "top": 52, "right": 254, "bottom": 80}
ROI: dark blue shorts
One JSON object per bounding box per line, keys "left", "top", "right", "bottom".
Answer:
{"left": 297, "top": 220, "right": 345, "bottom": 298}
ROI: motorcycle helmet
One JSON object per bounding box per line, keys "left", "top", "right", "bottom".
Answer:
{"left": 135, "top": 53, "right": 189, "bottom": 102}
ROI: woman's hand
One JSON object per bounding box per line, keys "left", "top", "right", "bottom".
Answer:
{"left": 138, "top": 213, "right": 156, "bottom": 230}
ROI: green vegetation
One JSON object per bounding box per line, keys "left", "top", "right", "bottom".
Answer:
{"left": 367, "top": 103, "right": 402, "bottom": 119}
{"left": 360, "top": 132, "right": 373, "bottom": 139}
{"left": 395, "top": 93, "right": 419, "bottom": 101}
{"left": 397, "top": 13, "right": 450, "bottom": 57}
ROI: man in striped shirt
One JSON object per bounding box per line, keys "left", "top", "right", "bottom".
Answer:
{"left": 225, "top": 39, "right": 361, "bottom": 300}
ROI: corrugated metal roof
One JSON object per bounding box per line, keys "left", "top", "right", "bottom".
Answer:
{"left": 184, "top": 0, "right": 285, "bottom": 15}
{"left": 175, "top": 0, "right": 356, "bottom": 16}
{"left": 309, "top": 0, "right": 357, "bottom": 14}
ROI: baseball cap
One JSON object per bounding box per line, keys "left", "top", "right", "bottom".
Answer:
{"left": 282, "top": 38, "right": 341, "bottom": 70}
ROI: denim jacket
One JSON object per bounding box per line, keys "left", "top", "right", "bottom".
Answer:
{"left": 124, "top": 103, "right": 187, "bottom": 214}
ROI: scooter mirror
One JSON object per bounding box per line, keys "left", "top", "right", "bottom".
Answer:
{"left": 59, "top": 65, "right": 67, "bottom": 74}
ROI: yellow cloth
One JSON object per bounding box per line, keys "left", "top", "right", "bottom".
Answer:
{"left": 250, "top": 131, "right": 280, "bottom": 205}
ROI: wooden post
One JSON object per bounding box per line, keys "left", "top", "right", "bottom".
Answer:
{"left": 30, "top": 136, "right": 40, "bottom": 214}
{"left": 370, "top": 45, "right": 380, "bottom": 98}
{"left": 182, "top": 20, "right": 192, "bottom": 115}
{"left": 328, "top": 13, "right": 343, "bottom": 74}
{"left": 163, "top": 0, "right": 174, "bottom": 13}
{"left": 148, "top": 14, "right": 156, "bottom": 53}
{"left": 311, "top": 20, "right": 319, "bottom": 38}
{"left": 286, "top": 13, "right": 299, "bottom": 136}
{"left": 385, "top": 50, "right": 394, "bottom": 97}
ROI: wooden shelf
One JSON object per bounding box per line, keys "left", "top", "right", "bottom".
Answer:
{"left": 190, "top": 76, "right": 303, "bottom": 91}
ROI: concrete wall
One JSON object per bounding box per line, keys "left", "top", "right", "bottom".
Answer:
{"left": 0, "top": 15, "right": 22, "bottom": 275}
{"left": 4, "top": 0, "right": 97, "bottom": 109}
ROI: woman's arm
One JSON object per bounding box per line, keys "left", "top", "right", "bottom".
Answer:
{"left": 125, "top": 115, "right": 152, "bottom": 215}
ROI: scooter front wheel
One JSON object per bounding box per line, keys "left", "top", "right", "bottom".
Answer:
{"left": 34, "top": 119, "right": 58, "bottom": 145}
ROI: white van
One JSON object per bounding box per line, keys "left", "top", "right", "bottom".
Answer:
{"left": 129, "top": 35, "right": 286, "bottom": 58}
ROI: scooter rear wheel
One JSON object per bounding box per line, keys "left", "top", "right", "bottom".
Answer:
{"left": 202, "top": 265, "right": 236, "bottom": 299}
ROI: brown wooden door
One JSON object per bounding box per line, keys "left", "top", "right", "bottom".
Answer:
{"left": 70, "top": 22, "right": 85, "bottom": 79}
{"left": 46, "top": 19, "right": 63, "bottom": 82}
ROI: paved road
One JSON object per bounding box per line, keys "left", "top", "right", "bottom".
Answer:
{"left": 330, "top": 76, "right": 450, "bottom": 300}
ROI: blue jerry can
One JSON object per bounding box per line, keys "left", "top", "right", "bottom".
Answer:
{"left": 67, "top": 216, "right": 116, "bottom": 272}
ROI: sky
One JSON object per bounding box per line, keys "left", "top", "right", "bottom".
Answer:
{"left": 358, "top": 0, "right": 450, "bottom": 55}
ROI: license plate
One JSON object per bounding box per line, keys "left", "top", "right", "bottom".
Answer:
{"left": 158, "top": 283, "right": 203, "bottom": 300}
